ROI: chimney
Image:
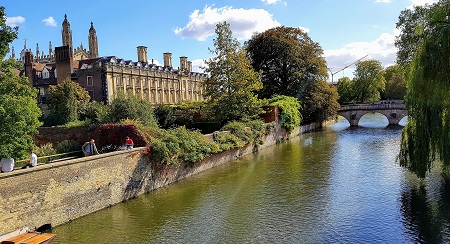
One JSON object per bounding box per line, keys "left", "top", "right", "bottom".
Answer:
{"left": 24, "top": 51, "right": 34, "bottom": 87}
{"left": 187, "top": 61, "right": 192, "bottom": 72}
{"left": 55, "top": 45, "right": 73, "bottom": 84}
{"left": 180, "top": 56, "right": 188, "bottom": 71}
{"left": 163, "top": 52, "right": 172, "bottom": 67}
{"left": 137, "top": 46, "right": 148, "bottom": 63}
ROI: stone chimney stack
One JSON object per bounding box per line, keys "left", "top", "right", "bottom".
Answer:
{"left": 187, "top": 61, "right": 192, "bottom": 72}
{"left": 137, "top": 46, "right": 148, "bottom": 63}
{"left": 163, "top": 52, "right": 172, "bottom": 67}
{"left": 24, "top": 51, "right": 34, "bottom": 87}
{"left": 55, "top": 45, "right": 73, "bottom": 84}
{"left": 180, "top": 56, "right": 188, "bottom": 71}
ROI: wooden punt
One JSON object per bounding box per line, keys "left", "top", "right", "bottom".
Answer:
{"left": 1, "top": 232, "right": 56, "bottom": 244}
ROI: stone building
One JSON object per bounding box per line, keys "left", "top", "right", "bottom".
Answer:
{"left": 14, "top": 14, "right": 206, "bottom": 105}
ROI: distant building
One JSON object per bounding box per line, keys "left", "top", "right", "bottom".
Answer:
{"left": 12, "top": 14, "right": 206, "bottom": 105}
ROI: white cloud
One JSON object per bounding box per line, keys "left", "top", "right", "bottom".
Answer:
{"left": 174, "top": 5, "right": 280, "bottom": 41}
{"left": 191, "top": 59, "right": 207, "bottom": 73}
{"left": 324, "top": 31, "right": 397, "bottom": 81}
{"left": 42, "top": 16, "right": 57, "bottom": 27}
{"left": 375, "top": 0, "right": 391, "bottom": 3}
{"left": 261, "top": 0, "right": 280, "bottom": 4}
{"left": 6, "top": 16, "right": 25, "bottom": 27}
{"left": 298, "top": 26, "right": 310, "bottom": 33}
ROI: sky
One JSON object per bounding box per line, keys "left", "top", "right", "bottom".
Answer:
{"left": 2, "top": 0, "right": 438, "bottom": 81}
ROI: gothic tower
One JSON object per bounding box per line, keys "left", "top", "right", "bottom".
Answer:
{"left": 49, "top": 41, "right": 53, "bottom": 59}
{"left": 36, "top": 43, "right": 40, "bottom": 61}
{"left": 61, "top": 14, "right": 73, "bottom": 54}
{"left": 88, "top": 22, "right": 98, "bottom": 58}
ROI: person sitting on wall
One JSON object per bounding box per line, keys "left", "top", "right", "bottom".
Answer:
{"left": 125, "top": 136, "right": 134, "bottom": 150}
{"left": 0, "top": 157, "right": 15, "bottom": 173}
{"left": 21, "top": 151, "right": 38, "bottom": 169}
{"left": 82, "top": 139, "right": 99, "bottom": 156}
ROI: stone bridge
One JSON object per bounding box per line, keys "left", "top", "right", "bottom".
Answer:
{"left": 338, "top": 100, "right": 407, "bottom": 126}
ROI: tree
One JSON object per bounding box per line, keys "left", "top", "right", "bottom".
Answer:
{"left": 382, "top": 65, "right": 406, "bottom": 100}
{"left": 47, "top": 79, "right": 90, "bottom": 126}
{"left": 246, "top": 26, "right": 338, "bottom": 122}
{"left": 352, "top": 59, "right": 385, "bottom": 103}
{"left": 396, "top": 0, "right": 450, "bottom": 178}
{"left": 104, "top": 93, "right": 158, "bottom": 127}
{"left": 203, "top": 22, "right": 264, "bottom": 123}
{"left": 0, "top": 7, "right": 42, "bottom": 160}
{"left": 336, "top": 77, "right": 354, "bottom": 104}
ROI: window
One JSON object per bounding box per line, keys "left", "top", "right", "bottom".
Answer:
{"left": 151, "top": 92, "right": 155, "bottom": 103}
{"left": 116, "top": 76, "right": 122, "bottom": 86}
{"left": 143, "top": 79, "right": 147, "bottom": 88}
{"left": 87, "top": 76, "right": 93, "bottom": 86}
{"left": 42, "top": 70, "right": 49, "bottom": 79}
{"left": 88, "top": 91, "right": 94, "bottom": 100}
{"left": 135, "top": 78, "right": 140, "bottom": 87}
{"left": 126, "top": 76, "right": 130, "bottom": 86}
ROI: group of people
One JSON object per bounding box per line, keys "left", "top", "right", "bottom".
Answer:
{"left": 1, "top": 136, "right": 135, "bottom": 173}
{"left": 0, "top": 151, "right": 37, "bottom": 173}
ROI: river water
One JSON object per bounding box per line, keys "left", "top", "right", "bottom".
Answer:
{"left": 51, "top": 114, "right": 450, "bottom": 243}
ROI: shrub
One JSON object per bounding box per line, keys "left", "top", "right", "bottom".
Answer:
{"left": 55, "top": 140, "right": 80, "bottom": 154}
{"left": 34, "top": 143, "right": 57, "bottom": 164}
{"left": 269, "top": 95, "right": 301, "bottom": 131}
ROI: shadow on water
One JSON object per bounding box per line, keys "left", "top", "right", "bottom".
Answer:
{"left": 401, "top": 172, "right": 450, "bottom": 243}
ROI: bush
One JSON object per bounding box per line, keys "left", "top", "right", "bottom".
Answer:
{"left": 55, "top": 140, "right": 80, "bottom": 154}
{"left": 34, "top": 143, "right": 57, "bottom": 164}
{"left": 214, "top": 119, "right": 274, "bottom": 149}
{"left": 104, "top": 93, "right": 158, "bottom": 127}
{"left": 62, "top": 119, "right": 92, "bottom": 128}
{"left": 269, "top": 95, "right": 301, "bottom": 131}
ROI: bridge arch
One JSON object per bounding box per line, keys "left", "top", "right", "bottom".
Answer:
{"left": 337, "top": 101, "right": 407, "bottom": 126}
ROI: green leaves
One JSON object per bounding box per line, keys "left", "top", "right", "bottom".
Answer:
{"left": 352, "top": 60, "right": 385, "bottom": 103}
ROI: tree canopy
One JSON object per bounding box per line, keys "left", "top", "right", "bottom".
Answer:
{"left": 0, "top": 7, "right": 42, "bottom": 159}
{"left": 336, "top": 77, "right": 354, "bottom": 104}
{"left": 382, "top": 65, "right": 406, "bottom": 100}
{"left": 203, "top": 22, "right": 264, "bottom": 123}
{"left": 46, "top": 79, "right": 90, "bottom": 126}
{"left": 396, "top": 0, "right": 450, "bottom": 178}
{"left": 352, "top": 59, "right": 385, "bottom": 103}
{"left": 246, "top": 26, "right": 338, "bottom": 122}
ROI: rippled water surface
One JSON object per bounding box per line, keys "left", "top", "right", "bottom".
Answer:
{"left": 52, "top": 114, "right": 450, "bottom": 243}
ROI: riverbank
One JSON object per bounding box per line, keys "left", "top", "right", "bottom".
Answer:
{"left": 0, "top": 121, "right": 322, "bottom": 238}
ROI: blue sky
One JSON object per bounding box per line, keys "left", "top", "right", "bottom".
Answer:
{"left": 3, "top": 0, "right": 437, "bottom": 80}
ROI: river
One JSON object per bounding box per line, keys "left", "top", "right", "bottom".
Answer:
{"left": 51, "top": 114, "right": 450, "bottom": 243}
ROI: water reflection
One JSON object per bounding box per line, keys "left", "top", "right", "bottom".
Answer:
{"left": 52, "top": 114, "right": 450, "bottom": 243}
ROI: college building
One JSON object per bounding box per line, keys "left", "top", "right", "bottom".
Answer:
{"left": 12, "top": 14, "right": 207, "bottom": 105}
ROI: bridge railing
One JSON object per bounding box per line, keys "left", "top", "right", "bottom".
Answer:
{"left": 339, "top": 102, "right": 406, "bottom": 111}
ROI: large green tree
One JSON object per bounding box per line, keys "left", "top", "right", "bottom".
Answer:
{"left": 352, "top": 59, "right": 385, "bottom": 103}
{"left": 382, "top": 65, "right": 406, "bottom": 100}
{"left": 47, "top": 79, "right": 90, "bottom": 126}
{"left": 336, "top": 76, "right": 354, "bottom": 104}
{"left": 245, "top": 26, "right": 338, "bottom": 122}
{"left": 396, "top": 0, "right": 450, "bottom": 178}
{"left": 203, "top": 22, "right": 263, "bottom": 123}
{"left": 0, "top": 7, "right": 42, "bottom": 160}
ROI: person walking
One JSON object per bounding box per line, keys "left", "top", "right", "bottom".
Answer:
{"left": 82, "top": 139, "right": 99, "bottom": 156}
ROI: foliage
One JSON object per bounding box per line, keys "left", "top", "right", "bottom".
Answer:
{"left": 352, "top": 59, "right": 385, "bottom": 103}
{"left": 0, "top": 8, "right": 42, "bottom": 160}
{"left": 396, "top": 1, "right": 450, "bottom": 178}
{"left": 268, "top": 95, "right": 301, "bottom": 131}
{"left": 55, "top": 140, "right": 80, "bottom": 154}
{"left": 381, "top": 65, "right": 406, "bottom": 100}
{"left": 34, "top": 143, "right": 57, "bottom": 164}
{"left": 246, "top": 26, "right": 328, "bottom": 99}
{"left": 203, "top": 22, "right": 264, "bottom": 123}
{"left": 102, "top": 93, "right": 158, "bottom": 127}
{"left": 62, "top": 119, "right": 92, "bottom": 128}
{"left": 301, "top": 80, "right": 340, "bottom": 123}
{"left": 95, "top": 122, "right": 145, "bottom": 149}
{"left": 336, "top": 77, "right": 354, "bottom": 104}
{"left": 0, "top": 6, "right": 18, "bottom": 59}
{"left": 47, "top": 79, "right": 91, "bottom": 126}
{"left": 79, "top": 101, "right": 108, "bottom": 125}
{"left": 214, "top": 120, "right": 274, "bottom": 150}
{"left": 153, "top": 104, "right": 176, "bottom": 129}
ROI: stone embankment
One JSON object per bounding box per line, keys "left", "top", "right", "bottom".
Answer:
{"left": 0, "top": 121, "right": 322, "bottom": 237}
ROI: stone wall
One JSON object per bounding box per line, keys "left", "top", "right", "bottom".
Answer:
{"left": 0, "top": 122, "right": 322, "bottom": 237}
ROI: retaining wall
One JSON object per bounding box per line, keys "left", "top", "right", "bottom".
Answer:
{"left": 0, "top": 122, "right": 321, "bottom": 237}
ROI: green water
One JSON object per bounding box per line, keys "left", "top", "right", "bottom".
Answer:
{"left": 52, "top": 115, "right": 450, "bottom": 243}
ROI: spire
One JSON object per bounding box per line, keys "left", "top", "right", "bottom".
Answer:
{"left": 49, "top": 41, "right": 53, "bottom": 59}
{"left": 61, "top": 14, "right": 73, "bottom": 55}
{"left": 36, "top": 43, "right": 40, "bottom": 60}
{"left": 11, "top": 46, "right": 15, "bottom": 59}
{"left": 88, "top": 21, "right": 98, "bottom": 58}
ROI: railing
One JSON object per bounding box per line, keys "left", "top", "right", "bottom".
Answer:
{"left": 339, "top": 102, "right": 406, "bottom": 111}
{"left": 15, "top": 150, "right": 83, "bottom": 168}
